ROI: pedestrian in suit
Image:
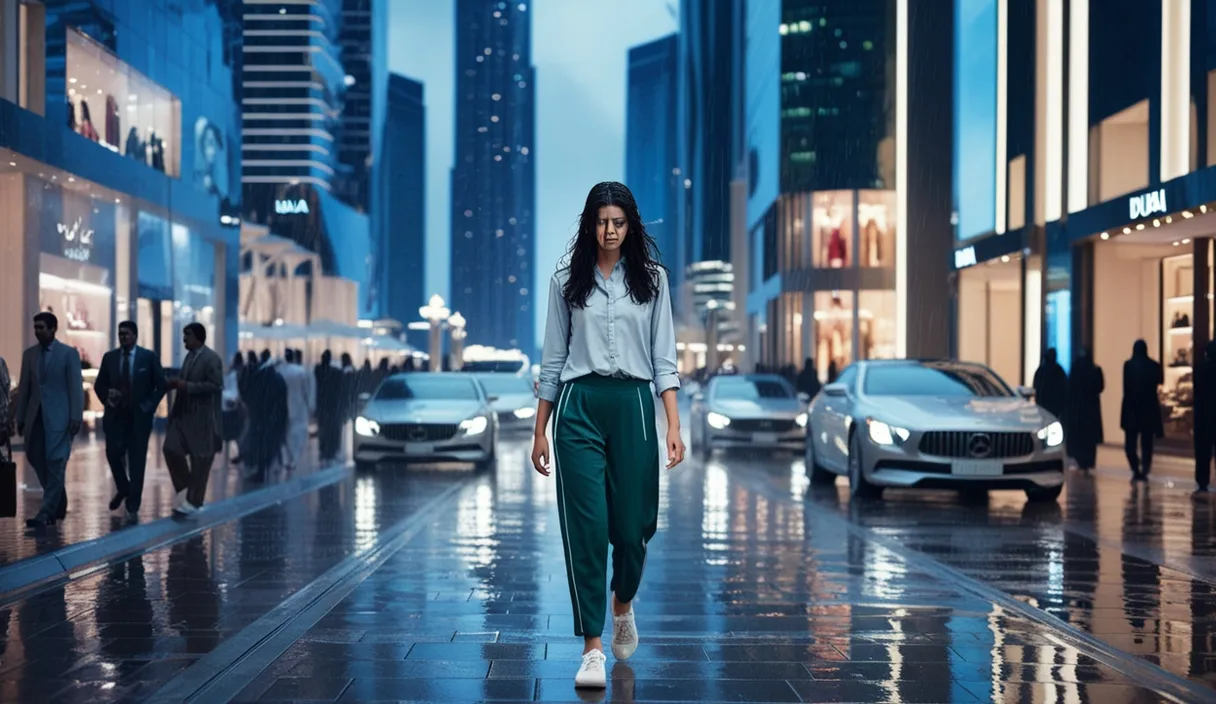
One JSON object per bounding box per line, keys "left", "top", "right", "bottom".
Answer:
{"left": 163, "top": 323, "right": 223, "bottom": 516}
{"left": 14, "top": 312, "right": 84, "bottom": 529}
{"left": 94, "top": 320, "right": 167, "bottom": 519}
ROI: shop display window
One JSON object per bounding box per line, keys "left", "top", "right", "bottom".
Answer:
{"left": 813, "top": 291, "right": 853, "bottom": 381}
{"left": 811, "top": 191, "right": 853, "bottom": 269}
{"left": 858, "top": 291, "right": 897, "bottom": 360}
{"left": 171, "top": 223, "right": 217, "bottom": 353}
{"left": 65, "top": 29, "right": 180, "bottom": 177}
{"left": 857, "top": 190, "right": 897, "bottom": 269}
{"left": 1162, "top": 254, "right": 1196, "bottom": 444}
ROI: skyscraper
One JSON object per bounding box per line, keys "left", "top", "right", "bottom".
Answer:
{"left": 381, "top": 74, "right": 427, "bottom": 329}
{"left": 336, "top": 0, "right": 386, "bottom": 214}
{"left": 626, "top": 34, "right": 680, "bottom": 281}
{"left": 240, "top": 0, "right": 375, "bottom": 316}
{"left": 450, "top": 0, "right": 536, "bottom": 354}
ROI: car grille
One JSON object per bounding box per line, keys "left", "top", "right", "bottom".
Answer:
{"left": 918, "top": 431, "right": 1035, "bottom": 459}
{"left": 729, "top": 418, "right": 798, "bottom": 433}
{"left": 379, "top": 423, "right": 460, "bottom": 442}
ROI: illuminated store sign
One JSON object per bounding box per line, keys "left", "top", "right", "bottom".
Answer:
{"left": 59, "top": 217, "right": 94, "bottom": 262}
{"left": 275, "top": 199, "right": 310, "bottom": 215}
{"left": 954, "top": 245, "right": 977, "bottom": 269}
{"left": 1129, "top": 188, "right": 1167, "bottom": 220}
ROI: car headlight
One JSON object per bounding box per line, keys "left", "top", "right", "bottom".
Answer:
{"left": 1037, "top": 421, "right": 1064, "bottom": 447}
{"left": 461, "top": 416, "right": 489, "bottom": 436}
{"left": 354, "top": 416, "right": 380, "bottom": 437}
{"left": 513, "top": 407, "right": 536, "bottom": 419}
{"left": 706, "top": 412, "right": 731, "bottom": 430}
{"left": 867, "top": 418, "right": 910, "bottom": 446}
{"left": 795, "top": 412, "right": 808, "bottom": 428}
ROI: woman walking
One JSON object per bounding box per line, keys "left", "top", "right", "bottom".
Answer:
{"left": 531, "top": 181, "right": 684, "bottom": 689}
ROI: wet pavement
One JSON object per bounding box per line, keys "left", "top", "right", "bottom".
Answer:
{"left": 0, "top": 422, "right": 1213, "bottom": 702}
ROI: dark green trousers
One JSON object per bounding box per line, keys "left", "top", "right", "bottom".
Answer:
{"left": 553, "top": 374, "right": 660, "bottom": 638}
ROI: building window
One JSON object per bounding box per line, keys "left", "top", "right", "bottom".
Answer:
{"left": 65, "top": 29, "right": 181, "bottom": 177}
{"left": 811, "top": 190, "right": 853, "bottom": 268}
{"left": 0, "top": 1, "right": 45, "bottom": 115}
{"left": 1088, "top": 100, "right": 1148, "bottom": 205}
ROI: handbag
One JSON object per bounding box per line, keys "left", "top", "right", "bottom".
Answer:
{"left": 0, "top": 440, "right": 16, "bottom": 518}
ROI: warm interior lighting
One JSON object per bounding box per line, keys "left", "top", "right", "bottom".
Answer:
{"left": 894, "top": 0, "right": 908, "bottom": 358}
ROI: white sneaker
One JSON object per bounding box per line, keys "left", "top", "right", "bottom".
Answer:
{"left": 611, "top": 608, "right": 639, "bottom": 660}
{"left": 574, "top": 648, "right": 607, "bottom": 689}
{"left": 173, "top": 501, "right": 199, "bottom": 516}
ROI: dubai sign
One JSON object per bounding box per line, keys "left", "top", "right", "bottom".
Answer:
{"left": 275, "top": 198, "right": 310, "bottom": 215}
{"left": 1128, "top": 188, "right": 1167, "bottom": 220}
{"left": 953, "top": 245, "right": 977, "bottom": 269}
{"left": 59, "top": 217, "right": 94, "bottom": 262}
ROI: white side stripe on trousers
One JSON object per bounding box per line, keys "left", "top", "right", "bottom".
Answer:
{"left": 635, "top": 387, "right": 647, "bottom": 442}
{"left": 552, "top": 383, "right": 583, "bottom": 635}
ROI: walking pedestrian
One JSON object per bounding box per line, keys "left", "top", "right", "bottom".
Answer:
{"left": 0, "top": 355, "right": 10, "bottom": 445}
{"left": 315, "top": 350, "right": 344, "bottom": 462}
{"left": 14, "top": 312, "right": 84, "bottom": 529}
{"left": 796, "top": 357, "right": 821, "bottom": 399}
{"left": 163, "top": 322, "right": 224, "bottom": 515}
{"left": 94, "top": 321, "right": 166, "bottom": 519}
{"left": 1191, "top": 340, "right": 1216, "bottom": 493}
{"left": 1121, "top": 339, "right": 1164, "bottom": 482}
{"left": 1033, "top": 348, "right": 1070, "bottom": 423}
{"left": 1066, "top": 348, "right": 1104, "bottom": 472}
{"left": 530, "top": 181, "right": 684, "bottom": 690}
{"left": 223, "top": 352, "right": 246, "bottom": 463}
{"left": 277, "top": 349, "right": 314, "bottom": 471}
{"left": 242, "top": 352, "right": 288, "bottom": 482}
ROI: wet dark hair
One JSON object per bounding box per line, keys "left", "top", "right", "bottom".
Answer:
{"left": 118, "top": 320, "right": 138, "bottom": 336}
{"left": 561, "top": 181, "right": 665, "bottom": 309}
{"left": 184, "top": 322, "right": 206, "bottom": 343}
{"left": 34, "top": 312, "right": 58, "bottom": 331}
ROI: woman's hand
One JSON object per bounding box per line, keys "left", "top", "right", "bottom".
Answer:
{"left": 531, "top": 433, "right": 552, "bottom": 476}
{"left": 666, "top": 426, "right": 685, "bottom": 469}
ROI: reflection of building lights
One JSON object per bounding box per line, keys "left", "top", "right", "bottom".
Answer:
{"left": 455, "top": 484, "right": 498, "bottom": 571}
{"left": 353, "top": 476, "right": 378, "bottom": 553}
{"left": 701, "top": 464, "right": 730, "bottom": 563}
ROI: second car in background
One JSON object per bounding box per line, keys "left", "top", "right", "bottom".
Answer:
{"left": 690, "top": 374, "right": 808, "bottom": 456}
{"left": 466, "top": 372, "right": 537, "bottom": 432}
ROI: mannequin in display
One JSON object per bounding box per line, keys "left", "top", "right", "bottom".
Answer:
{"left": 815, "top": 296, "right": 850, "bottom": 374}
{"left": 66, "top": 96, "right": 76, "bottom": 131}
{"left": 149, "top": 130, "right": 165, "bottom": 172}
{"left": 820, "top": 223, "right": 847, "bottom": 268}
{"left": 125, "top": 126, "right": 144, "bottom": 159}
{"left": 78, "top": 99, "right": 99, "bottom": 141}
{"left": 104, "top": 94, "right": 120, "bottom": 148}
{"left": 861, "top": 219, "right": 883, "bottom": 267}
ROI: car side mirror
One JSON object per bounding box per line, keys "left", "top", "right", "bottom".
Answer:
{"left": 823, "top": 383, "right": 847, "bottom": 397}
{"left": 358, "top": 392, "right": 371, "bottom": 403}
{"left": 797, "top": 392, "right": 810, "bottom": 403}
{"left": 487, "top": 395, "right": 500, "bottom": 403}
{"left": 1016, "top": 386, "right": 1035, "bottom": 400}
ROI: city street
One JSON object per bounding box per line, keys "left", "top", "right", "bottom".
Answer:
{"left": 0, "top": 419, "right": 1214, "bottom": 703}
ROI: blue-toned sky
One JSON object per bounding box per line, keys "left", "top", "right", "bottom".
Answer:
{"left": 389, "top": 0, "right": 677, "bottom": 348}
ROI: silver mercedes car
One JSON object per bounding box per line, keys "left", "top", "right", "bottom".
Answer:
{"left": 805, "top": 359, "right": 1066, "bottom": 502}
{"left": 353, "top": 373, "right": 499, "bottom": 472}
{"left": 467, "top": 372, "right": 537, "bottom": 433}
{"left": 690, "top": 374, "right": 809, "bottom": 456}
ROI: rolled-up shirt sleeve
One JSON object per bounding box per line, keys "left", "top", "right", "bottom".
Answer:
{"left": 537, "top": 273, "right": 570, "bottom": 403}
{"left": 650, "top": 268, "right": 681, "bottom": 395}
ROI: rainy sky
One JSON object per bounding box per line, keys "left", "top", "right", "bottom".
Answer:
{"left": 389, "top": 0, "right": 677, "bottom": 347}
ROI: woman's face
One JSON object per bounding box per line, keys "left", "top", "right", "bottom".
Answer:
{"left": 595, "top": 205, "right": 628, "bottom": 252}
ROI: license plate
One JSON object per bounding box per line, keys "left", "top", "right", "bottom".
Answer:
{"left": 406, "top": 442, "right": 434, "bottom": 455}
{"left": 952, "top": 460, "right": 1003, "bottom": 477}
{"left": 752, "top": 432, "right": 779, "bottom": 444}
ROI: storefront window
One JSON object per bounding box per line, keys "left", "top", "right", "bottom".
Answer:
{"left": 858, "top": 291, "right": 897, "bottom": 360}
{"left": 812, "top": 191, "right": 853, "bottom": 269}
{"left": 29, "top": 177, "right": 116, "bottom": 369}
{"left": 1162, "top": 254, "right": 1194, "bottom": 444}
{"left": 813, "top": 291, "right": 853, "bottom": 381}
{"left": 857, "top": 190, "right": 896, "bottom": 269}
{"left": 66, "top": 29, "right": 180, "bottom": 177}
{"left": 171, "top": 223, "right": 217, "bottom": 353}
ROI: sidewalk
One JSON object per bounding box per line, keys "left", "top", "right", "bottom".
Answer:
{"left": 0, "top": 428, "right": 338, "bottom": 567}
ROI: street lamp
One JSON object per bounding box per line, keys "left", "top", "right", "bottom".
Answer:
{"left": 448, "top": 311, "right": 467, "bottom": 371}
{"left": 419, "top": 294, "right": 450, "bottom": 372}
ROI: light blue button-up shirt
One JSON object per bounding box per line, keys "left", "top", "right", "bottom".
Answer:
{"left": 537, "top": 259, "right": 680, "bottom": 403}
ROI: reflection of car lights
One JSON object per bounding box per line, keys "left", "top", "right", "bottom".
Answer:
{"left": 795, "top": 412, "right": 807, "bottom": 428}
{"left": 707, "top": 412, "right": 731, "bottom": 430}
{"left": 1037, "top": 421, "right": 1064, "bottom": 447}
{"left": 355, "top": 416, "right": 380, "bottom": 437}
{"left": 461, "top": 416, "right": 488, "bottom": 435}
{"left": 513, "top": 406, "right": 536, "bottom": 419}
{"left": 867, "top": 418, "right": 910, "bottom": 446}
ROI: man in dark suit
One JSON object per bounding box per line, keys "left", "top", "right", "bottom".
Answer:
{"left": 163, "top": 322, "right": 223, "bottom": 516}
{"left": 94, "top": 320, "right": 167, "bottom": 520}
{"left": 15, "top": 312, "right": 84, "bottom": 529}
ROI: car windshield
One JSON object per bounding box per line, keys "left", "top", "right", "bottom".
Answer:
{"left": 376, "top": 376, "right": 479, "bottom": 400}
{"left": 863, "top": 363, "right": 1013, "bottom": 396}
{"left": 461, "top": 360, "right": 525, "bottom": 374}
{"left": 714, "top": 377, "right": 793, "bottom": 400}
{"left": 474, "top": 374, "right": 533, "bottom": 395}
